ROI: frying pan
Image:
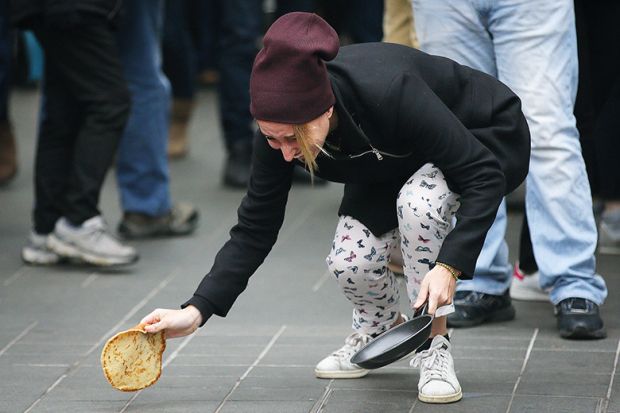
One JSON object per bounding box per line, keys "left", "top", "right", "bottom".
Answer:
{"left": 350, "top": 303, "right": 454, "bottom": 369}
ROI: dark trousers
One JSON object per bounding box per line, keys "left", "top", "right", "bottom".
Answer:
{"left": 574, "top": 0, "right": 620, "bottom": 201}
{"left": 215, "top": 0, "right": 262, "bottom": 149}
{"left": 162, "top": 0, "right": 198, "bottom": 100}
{"left": 33, "top": 22, "right": 130, "bottom": 233}
{"left": 0, "top": 0, "right": 11, "bottom": 121}
{"left": 162, "top": 0, "right": 261, "bottom": 150}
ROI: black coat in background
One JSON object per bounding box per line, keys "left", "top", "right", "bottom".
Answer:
{"left": 185, "top": 43, "right": 531, "bottom": 322}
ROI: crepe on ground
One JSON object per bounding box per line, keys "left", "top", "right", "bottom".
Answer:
{"left": 101, "top": 323, "right": 166, "bottom": 392}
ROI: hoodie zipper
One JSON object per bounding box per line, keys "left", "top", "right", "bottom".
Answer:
{"left": 347, "top": 145, "right": 412, "bottom": 161}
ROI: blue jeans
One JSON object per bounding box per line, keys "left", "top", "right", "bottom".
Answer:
{"left": 412, "top": 0, "right": 607, "bottom": 305}
{"left": 116, "top": 0, "right": 172, "bottom": 216}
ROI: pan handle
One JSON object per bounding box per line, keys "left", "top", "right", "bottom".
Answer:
{"left": 413, "top": 302, "right": 428, "bottom": 318}
{"left": 412, "top": 302, "right": 455, "bottom": 318}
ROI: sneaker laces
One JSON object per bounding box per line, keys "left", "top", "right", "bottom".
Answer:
{"left": 410, "top": 341, "right": 450, "bottom": 383}
{"left": 332, "top": 332, "right": 371, "bottom": 359}
{"left": 83, "top": 218, "right": 122, "bottom": 247}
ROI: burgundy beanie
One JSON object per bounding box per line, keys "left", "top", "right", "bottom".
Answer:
{"left": 250, "top": 12, "right": 339, "bottom": 124}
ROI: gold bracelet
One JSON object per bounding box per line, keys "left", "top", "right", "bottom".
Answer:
{"left": 435, "top": 262, "right": 460, "bottom": 281}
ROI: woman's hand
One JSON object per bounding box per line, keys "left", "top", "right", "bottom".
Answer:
{"left": 140, "top": 305, "right": 203, "bottom": 339}
{"left": 413, "top": 265, "right": 457, "bottom": 315}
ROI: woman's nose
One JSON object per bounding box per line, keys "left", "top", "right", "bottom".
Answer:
{"left": 281, "top": 142, "right": 296, "bottom": 162}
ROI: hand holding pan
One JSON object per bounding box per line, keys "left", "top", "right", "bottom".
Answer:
{"left": 350, "top": 302, "right": 455, "bottom": 370}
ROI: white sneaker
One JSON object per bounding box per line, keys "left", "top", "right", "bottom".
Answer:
{"left": 510, "top": 263, "right": 549, "bottom": 302}
{"left": 21, "top": 232, "right": 63, "bottom": 265}
{"left": 599, "top": 219, "right": 620, "bottom": 255}
{"left": 315, "top": 332, "right": 371, "bottom": 379}
{"left": 47, "top": 216, "right": 139, "bottom": 266}
{"left": 411, "top": 335, "right": 462, "bottom": 404}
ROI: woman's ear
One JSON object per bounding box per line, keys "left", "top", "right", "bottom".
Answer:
{"left": 326, "top": 106, "right": 334, "bottom": 118}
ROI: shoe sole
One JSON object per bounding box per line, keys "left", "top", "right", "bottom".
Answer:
{"left": 447, "top": 305, "right": 516, "bottom": 328}
{"left": 21, "top": 249, "right": 62, "bottom": 266}
{"left": 119, "top": 213, "right": 199, "bottom": 240}
{"left": 314, "top": 368, "right": 370, "bottom": 379}
{"left": 559, "top": 326, "right": 607, "bottom": 340}
{"left": 47, "top": 235, "right": 138, "bottom": 267}
{"left": 418, "top": 389, "right": 463, "bottom": 404}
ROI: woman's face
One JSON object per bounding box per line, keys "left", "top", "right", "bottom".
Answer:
{"left": 257, "top": 107, "right": 333, "bottom": 162}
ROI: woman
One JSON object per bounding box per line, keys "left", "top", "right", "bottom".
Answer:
{"left": 140, "top": 12, "right": 530, "bottom": 404}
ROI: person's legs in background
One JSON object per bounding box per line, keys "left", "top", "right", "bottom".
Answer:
{"left": 346, "top": 0, "right": 384, "bottom": 43}
{"left": 382, "top": 0, "right": 418, "bottom": 48}
{"left": 22, "top": 62, "right": 76, "bottom": 265}
{"left": 29, "top": 22, "right": 138, "bottom": 267}
{"left": 0, "top": 0, "right": 16, "bottom": 185}
{"left": 414, "top": 0, "right": 607, "bottom": 339}
{"left": 215, "top": 0, "right": 262, "bottom": 188}
{"left": 162, "top": 0, "right": 197, "bottom": 158}
{"left": 492, "top": 0, "right": 606, "bottom": 339}
{"left": 412, "top": 0, "right": 516, "bottom": 327}
{"left": 116, "top": 0, "right": 199, "bottom": 239}
{"left": 574, "top": 0, "right": 620, "bottom": 255}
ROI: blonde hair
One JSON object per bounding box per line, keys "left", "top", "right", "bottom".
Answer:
{"left": 293, "top": 123, "right": 332, "bottom": 181}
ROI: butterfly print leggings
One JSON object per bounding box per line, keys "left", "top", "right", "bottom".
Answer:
{"left": 326, "top": 163, "right": 461, "bottom": 336}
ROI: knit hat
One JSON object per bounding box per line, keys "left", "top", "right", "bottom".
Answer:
{"left": 250, "top": 12, "right": 339, "bottom": 124}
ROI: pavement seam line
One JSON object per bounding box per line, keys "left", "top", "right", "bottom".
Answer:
{"left": 80, "top": 272, "right": 98, "bottom": 288}
{"left": 23, "top": 374, "right": 67, "bottom": 413}
{"left": 602, "top": 337, "right": 620, "bottom": 413}
{"left": 312, "top": 270, "right": 330, "bottom": 292}
{"left": 408, "top": 398, "right": 418, "bottom": 413}
{"left": 119, "top": 332, "right": 197, "bottom": 413}
{"left": 505, "top": 328, "right": 538, "bottom": 413}
{"left": 310, "top": 379, "right": 334, "bottom": 413}
{"left": 0, "top": 321, "right": 38, "bottom": 358}
{"left": 3, "top": 266, "right": 28, "bottom": 287}
{"left": 21, "top": 269, "right": 180, "bottom": 413}
{"left": 214, "top": 325, "right": 287, "bottom": 413}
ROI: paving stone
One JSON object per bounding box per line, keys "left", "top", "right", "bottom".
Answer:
{"left": 123, "top": 400, "right": 221, "bottom": 412}
{"left": 320, "top": 388, "right": 418, "bottom": 413}
{"left": 517, "top": 370, "right": 611, "bottom": 398}
{"left": 524, "top": 349, "right": 617, "bottom": 375}
{"left": 508, "top": 395, "right": 603, "bottom": 413}
{"left": 218, "top": 400, "right": 314, "bottom": 413}
{"left": 412, "top": 394, "right": 511, "bottom": 413}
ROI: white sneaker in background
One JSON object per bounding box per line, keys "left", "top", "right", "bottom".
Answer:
{"left": 599, "top": 218, "right": 620, "bottom": 255}
{"left": 510, "top": 262, "right": 549, "bottom": 302}
{"left": 47, "top": 216, "right": 139, "bottom": 267}
{"left": 315, "top": 332, "right": 371, "bottom": 379}
{"left": 21, "top": 231, "right": 63, "bottom": 265}
{"left": 411, "top": 335, "right": 462, "bottom": 404}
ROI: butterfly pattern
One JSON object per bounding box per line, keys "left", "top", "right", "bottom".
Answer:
{"left": 328, "top": 164, "right": 461, "bottom": 337}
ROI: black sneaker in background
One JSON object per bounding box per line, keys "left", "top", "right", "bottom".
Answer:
{"left": 223, "top": 140, "right": 253, "bottom": 188}
{"left": 447, "top": 289, "right": 516, "bottom": 328}
{"left": 118, "top": 202, "right": 199, "bottom": 239}
{"left": 555, "top": 298, "right": 606, "bottom": 340}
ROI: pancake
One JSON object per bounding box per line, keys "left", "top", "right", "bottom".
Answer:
{"left": 101, "top": 323, "right": 166, "bottom": 392}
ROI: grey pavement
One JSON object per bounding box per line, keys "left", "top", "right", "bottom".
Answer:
{"left": 1, "top": 88, "right": 619, "bottom": 413}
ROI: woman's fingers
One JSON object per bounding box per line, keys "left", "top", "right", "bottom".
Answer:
{"left": 140, "top": 309, "right": 163, "bottom": 325}
{"left": 413, "top": 280, "right": 429, "bottom": 309}
{"left": 141, "top": 309, "right": 170, "bottom": 333}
